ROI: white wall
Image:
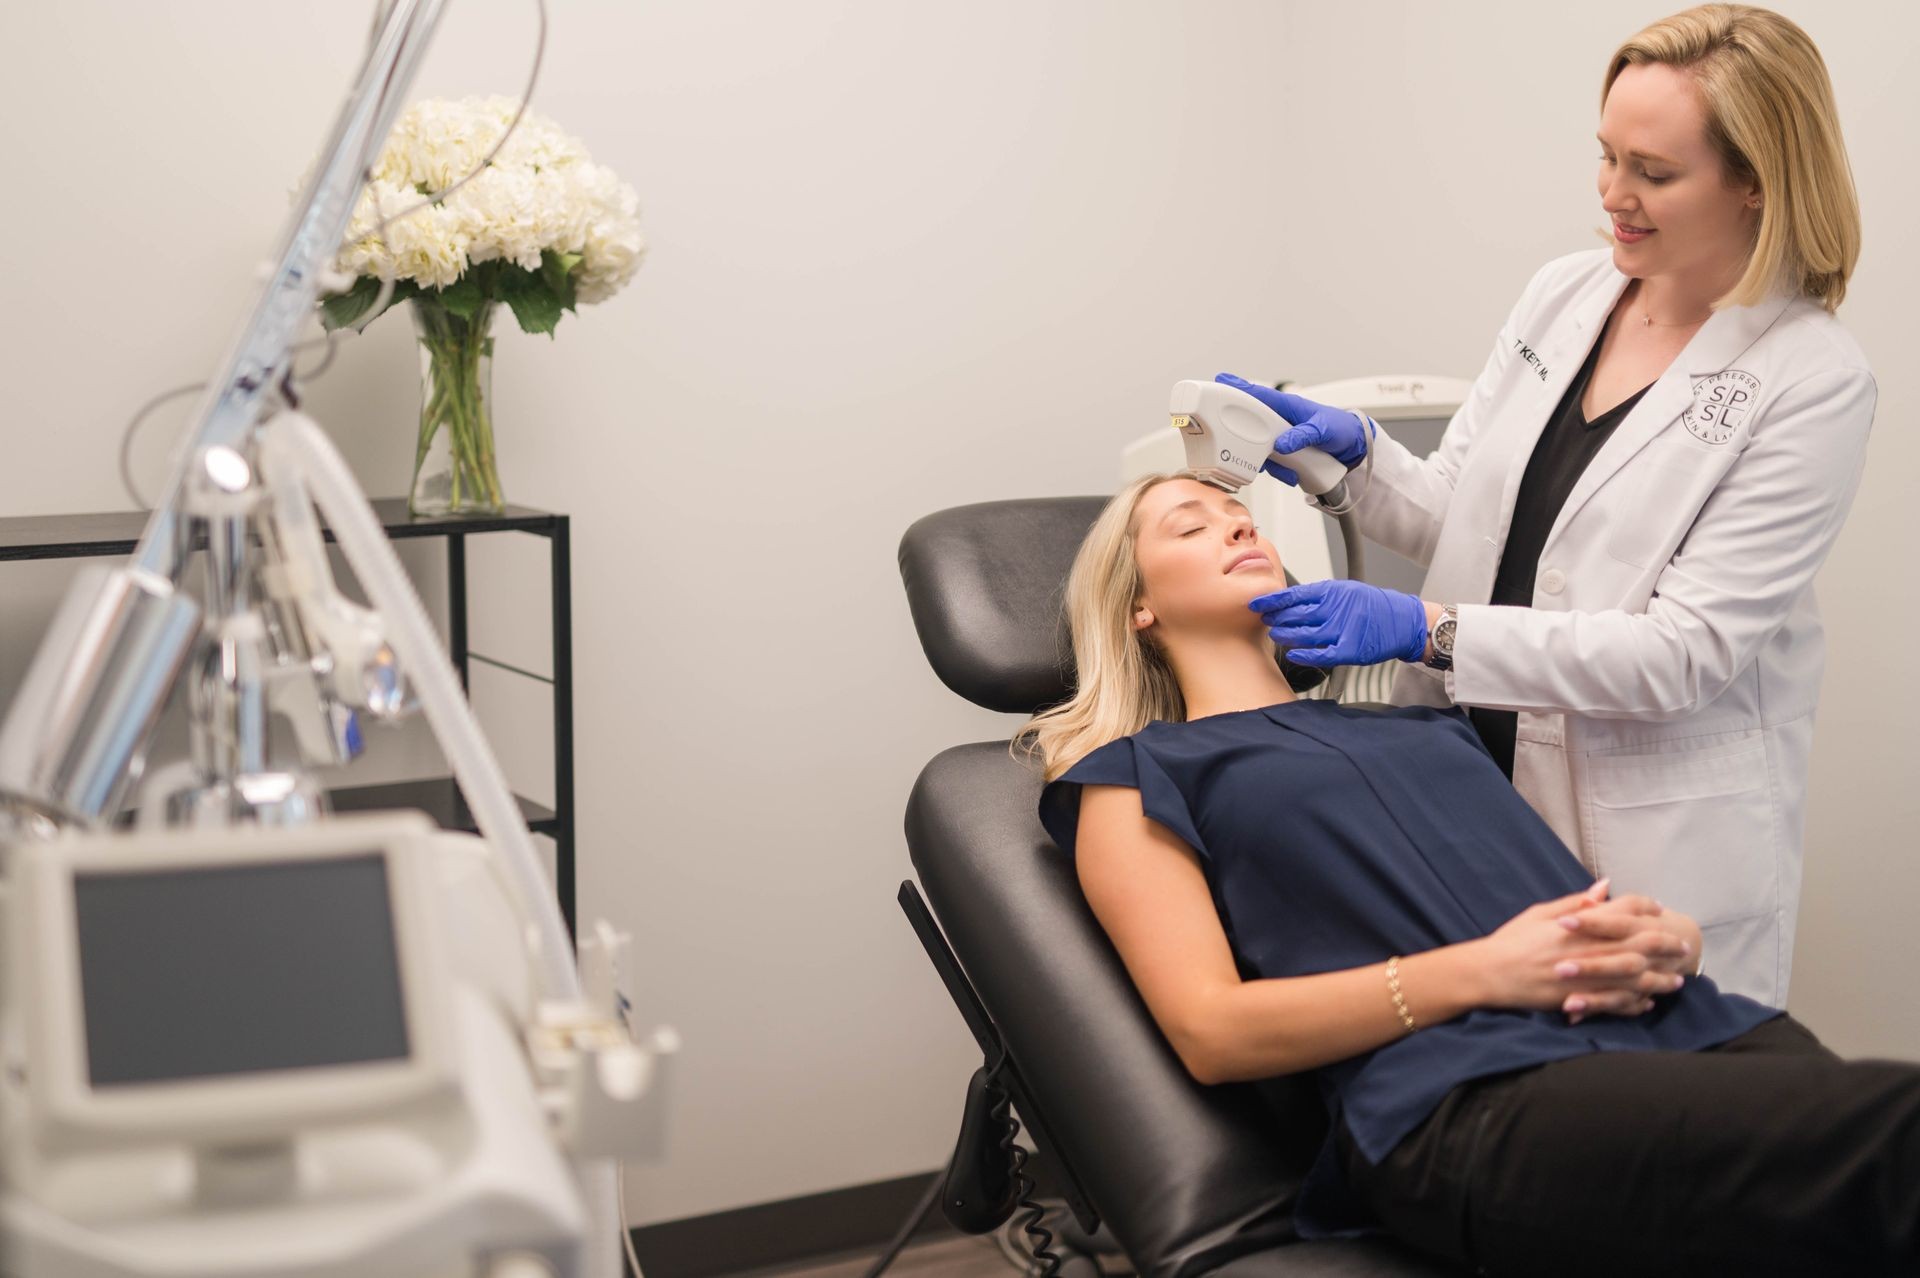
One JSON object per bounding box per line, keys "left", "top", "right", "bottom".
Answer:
{"left": 0, "top": 0, "right": 1911, "bottom": 1228}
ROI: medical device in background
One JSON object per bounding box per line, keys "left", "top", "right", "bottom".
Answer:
{"left": 0, "top": 3, "right": 674, "bottom": 1276}
{"left": 1125, "top": 375, "right": 1470, "bottom": 705}
{"left": 0, "top": 814, "right": 657, "bottom": 1278}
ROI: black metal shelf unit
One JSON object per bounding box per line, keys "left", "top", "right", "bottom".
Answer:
{"left": 0, "top": 498, "right": 576, "bottom": 938}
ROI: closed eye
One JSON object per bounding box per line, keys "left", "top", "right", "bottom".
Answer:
{"left": 1600, "top": 154, "right": 1670, "bottom": 184}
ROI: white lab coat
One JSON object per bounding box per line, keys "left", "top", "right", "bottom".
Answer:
{"left": 1353, "top": 247, "right": 1877, "bottom": 1007}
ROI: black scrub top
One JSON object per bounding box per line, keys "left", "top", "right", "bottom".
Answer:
{"left": 1037, "top": 698, "right": 1777, "bottom": 1239}
{"left": 1468, "top": 318, "right": 1655, "bottom": 778}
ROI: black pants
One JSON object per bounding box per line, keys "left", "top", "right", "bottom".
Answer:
{"left": 1335, "top": 1014, "right": 1920, "bottom": 1276}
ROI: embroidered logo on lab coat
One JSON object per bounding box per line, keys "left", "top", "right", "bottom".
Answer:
{"left": 1684, "top": 370, "right": 1759, "bottom": 445}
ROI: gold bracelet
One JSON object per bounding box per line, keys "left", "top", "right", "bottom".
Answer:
{"left": 1385, "top": 955, "right": 1418, "bottom": 1032}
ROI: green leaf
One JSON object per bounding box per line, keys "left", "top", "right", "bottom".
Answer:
{"left": 540, "top": 249, "right": 582, "bottom": 314}
{"left": 437, "top": 270, "right": 485, "bottom": 322}
{"left": 319, "top": 275, "right": 419, "bottom": 332}
{"left": 499, "top": 267, "right": 564, "bottom": 337}
{"left": 319, "top": 275, "right": 383, "bottom": 331}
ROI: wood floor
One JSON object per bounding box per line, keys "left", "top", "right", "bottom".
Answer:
{"left": 730, "top": 1232, "right": 1030, "bottom": 1278}
{"left": 724, "top": 1208, "right": 1130, "bottom": 1278}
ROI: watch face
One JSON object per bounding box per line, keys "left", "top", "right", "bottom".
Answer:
{"left": 1435, "top": 619, "right": 1457, "bottom": 653}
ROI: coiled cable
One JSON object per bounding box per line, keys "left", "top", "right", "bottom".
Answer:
{"left": 983, "top": 1042, "right": 1062, "bottom": 1278}
{"left": 864, "top": 1040, "right": 1062, "bottom": 1278}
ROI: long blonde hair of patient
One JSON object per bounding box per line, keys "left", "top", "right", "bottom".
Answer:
{"left": 1602, "top": 4, "right": 1861, "bottom": 312}
{"left": 1012, "top": 472, "right": 1196, "bottom": 782}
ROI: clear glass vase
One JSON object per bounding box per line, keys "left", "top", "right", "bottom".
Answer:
{"left": 410, "top": 297, "right": 505, "bottom": 517}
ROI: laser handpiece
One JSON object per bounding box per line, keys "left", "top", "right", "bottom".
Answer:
{"left": 1168, "top": 378, "right": 1354, "bottom": 505}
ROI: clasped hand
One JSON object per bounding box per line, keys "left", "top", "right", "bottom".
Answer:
{"left": 1479, "top": 878, "right": 1701, "bottom": 1024}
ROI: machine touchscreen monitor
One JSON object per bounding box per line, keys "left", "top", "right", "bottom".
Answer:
{"left": 74, "top": 853, "right": 411, "bottom": 1087}
{"left": 10, "top": 814, "right": 453, "bottom": 1152}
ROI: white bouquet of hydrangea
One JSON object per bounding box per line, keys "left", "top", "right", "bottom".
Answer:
{"left": 319, "top": 96, "right": 646, "bottom": 514}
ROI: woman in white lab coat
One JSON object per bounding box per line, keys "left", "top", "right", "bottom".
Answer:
{"left": 1227, "top": 6, "right": 1873, "bottom": 1008}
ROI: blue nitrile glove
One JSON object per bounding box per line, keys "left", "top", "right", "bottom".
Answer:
{"left": 1214, "top": 373, "right": 1374, "bottom": 487}
{"left": 1248, "top": 579, "right": 1429, "bottom": 667}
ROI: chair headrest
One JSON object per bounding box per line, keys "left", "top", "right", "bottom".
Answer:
{"left": 897, "top": 495, "right": 1325, "bottom": 716}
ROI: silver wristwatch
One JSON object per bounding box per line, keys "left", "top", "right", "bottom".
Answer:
{"left": 1424, "top": 604, "right": 1458, "bottom": 672}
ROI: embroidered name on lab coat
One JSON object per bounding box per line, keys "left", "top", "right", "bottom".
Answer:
{"left": 1685, "top": 370, "right": 1760, "bottom": 445}
{"left": 1513, "top": 338, "right": 1550, "bottom": 381}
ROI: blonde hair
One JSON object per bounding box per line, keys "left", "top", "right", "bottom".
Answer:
{"left": 1012, "top": 472, "right": 1197, "bottom": 782}
{"left": 1599, "top": 4, "right": 1861, "bottom": 312}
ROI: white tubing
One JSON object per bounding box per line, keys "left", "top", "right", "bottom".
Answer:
{"left": 261, "top": 411, "right": 578, "bottom": 1000}
{"left": 258, "top": 411, "right": 622, "bottom": 1278}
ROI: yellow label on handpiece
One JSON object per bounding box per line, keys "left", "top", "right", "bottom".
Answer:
{"left": 1170, "top": 414, "right": 1202, "bottom": 436}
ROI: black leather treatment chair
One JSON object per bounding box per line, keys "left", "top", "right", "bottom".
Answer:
{"left": 895, "top": 496, "right": 1461, "bottom": 1278}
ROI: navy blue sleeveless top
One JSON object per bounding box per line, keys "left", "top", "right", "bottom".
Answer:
{"left": 1037, "top": 697, "right": 1778, "bottom": 1238}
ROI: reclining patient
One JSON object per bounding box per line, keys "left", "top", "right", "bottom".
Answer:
{"left": 1024, "top": 472, "right": 1918, "bottom": 1276}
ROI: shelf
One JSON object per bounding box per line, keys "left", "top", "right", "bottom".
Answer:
{"left": 327, "top": 777, "right": 558, "bottom": 836}
{"left": 109, "top": 778, "right": 556, "bottom": 837}
{"left": 0, "top": 499, "right": 563, "bottom": 562}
